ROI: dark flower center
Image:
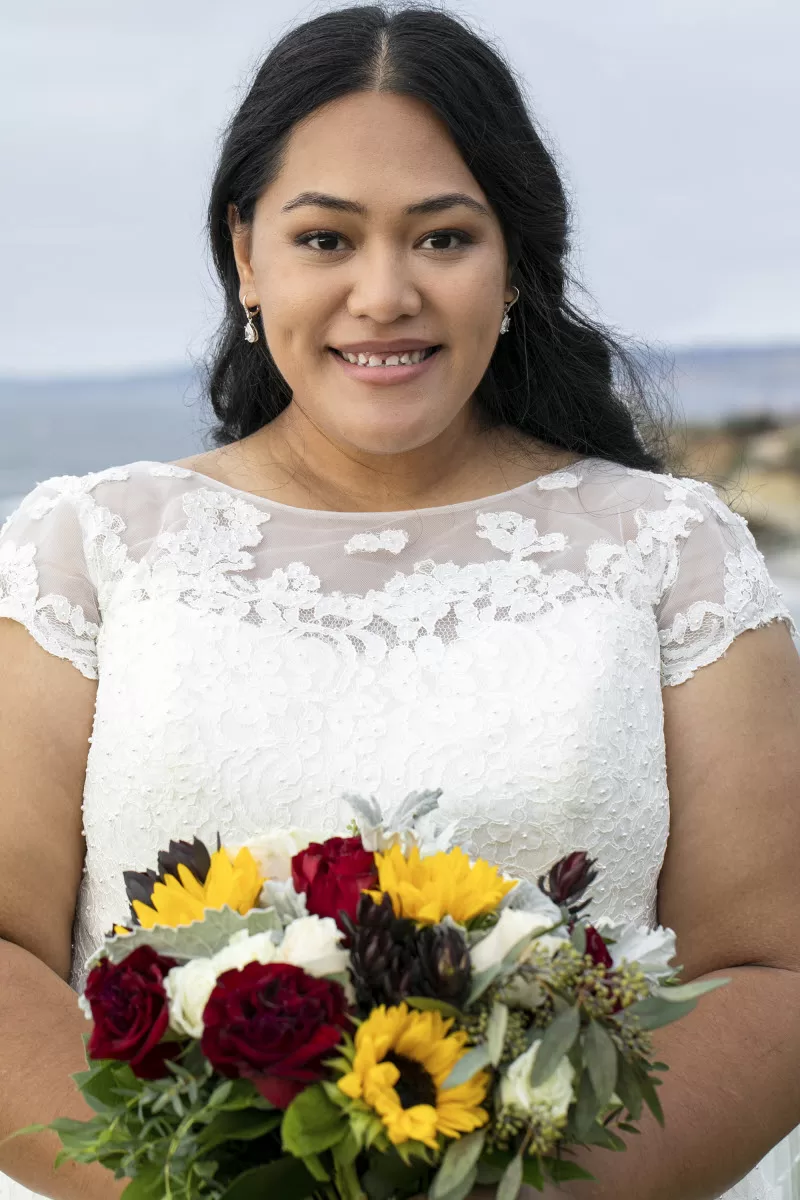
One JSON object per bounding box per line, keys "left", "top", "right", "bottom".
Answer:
{"left": 384, "top": 1052, "right": 437, "bottom": 1110}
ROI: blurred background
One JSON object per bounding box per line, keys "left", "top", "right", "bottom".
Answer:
{"left": 1, "top": 0, "right": 798, "bottom": 637}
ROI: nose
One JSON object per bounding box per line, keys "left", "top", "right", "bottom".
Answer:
{"left": 346, "top": 247, "right": 423, "bottom": 324}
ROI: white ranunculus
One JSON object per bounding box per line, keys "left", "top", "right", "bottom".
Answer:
{"left": 608, "top": 922, "right": 677, "bottom": 981}
{"left": 499, "top": 1041, "right": 575, "bottom": 1122}
{"left": 470, "top": 908, "right": 563, "bottom": 975}
{"left": 276, "top": 915, "right": 350, "bottom": 978}
{"left": 211, "top": 929, "right": 279, "bottom": 976}
{"left": 165, "top": 958, "right": 219, "bottom": 1038}
{"left": 231, "top": 829, "right": 316, "bottom": 882}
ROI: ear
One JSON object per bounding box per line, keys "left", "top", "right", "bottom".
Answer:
{"left": 227, "top": 203, "right": 256, "bottom": 297}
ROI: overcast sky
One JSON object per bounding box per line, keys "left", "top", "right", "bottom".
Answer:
{"left": 1, "top": 0, "right": 798, "bottom": 378}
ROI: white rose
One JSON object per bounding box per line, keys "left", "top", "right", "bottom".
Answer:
{"left": 499, "top": 1041, "right": 575, "bottom": 1122}
{"left": 211, "top": 929, "right": 279, "bottom": 976}
{"left": 230, "top": 829, "right": 315, "bottom": 882}
{"left": 470, "top": 908, "right": 563, "bottom": 975}
{"left": 276, "top": 915, "right": 350, "bottom": 978}
{"left": 608, "top": 922, "right": 676, "bottom": 982}
{"left": 165, "top": 958, "right": 219, "bottom": 1038}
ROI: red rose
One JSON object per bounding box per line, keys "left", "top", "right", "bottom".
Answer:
{"left": 84, "top": 945, "right": 179, "bottom": 1079}
{"left": 584, "top": 925, "right": 613, "bottom": 969}
{"left": 200, "top": 961, "right": 349, "bottom": 1108}
{"left": 292, "top": 836, "right": 378, "bottom": 932}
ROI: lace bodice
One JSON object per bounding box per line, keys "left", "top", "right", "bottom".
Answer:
{"left": 0, "top": 455, "right": 796, "bottom": 1200}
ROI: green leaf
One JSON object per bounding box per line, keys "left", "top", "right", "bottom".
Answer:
{"left": 581, "top": 1122, "right": 626, "bottom": 1151}
{"left": 573, "top": 1069, "right": 599, "bottom": 1140}
{"left": 120, "top": 1164, "right": 165, "bottom": 1200}
{"left": 584, "top": 1021, "right": 618, "bottom": 1110}
{"left": 429, "top": 1129, "right": 486, "bottom": 1200}
{"left": 467, "top": 964, "right": 502, "bottom": 1006}
{"left": 217, "top": 1158, "right": 318, "bottom": 1200}
{"left": 543, "top": 1158, "right": 596, "bottom": 1183}
{"left": 197, "top": 1109, "right": 281, "bottom": 1152}
{"left": 622, "top": 995, "right": 697, "bottom": 1030}
{"left": 496, "top": 1154, "right": 524, "bottom": 1200}
{"left": 486, "top": 1002, "right": 509, "bottom": 1067}
{"left": 655, "top": 977, "right": 730, "bottom": 1003}
{"left": 442, "top": 1043, "right": 492, "bottom": 1090}
{"left": 90, "top": 905, "right": 283, "bottom": 966}
{"left": 530, "top": 1006, "right": 580, "bottom": 1086}
{"left": 405, "top": 996, "right": 463, "bottom": 1020}
{"left": 521, "top": 1156, "right": 545, "bottom": 1190}
{"left": 615, "top": 1058, "right": 643, "bottom": 1120}
{"left": 282, "top": 1084, "right": 347, "bottom": 1157}
{"left": 639, "top": 1072, "right": 665, "bottom": 1128}
{"left": 570, "top": 923, "right": 587, "bottom": 956}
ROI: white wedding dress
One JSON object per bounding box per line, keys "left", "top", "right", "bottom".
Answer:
{"left": 1, "top": 454, "right": 798, "bottom": 1200}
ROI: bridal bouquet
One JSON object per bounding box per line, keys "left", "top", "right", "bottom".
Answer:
{"left": 15, "top": 791, "right": 725, "bottom": 1200}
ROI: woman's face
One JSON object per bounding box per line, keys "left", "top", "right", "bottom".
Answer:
{"left": 230, "top": 90, "right": 515, "bottom": 457}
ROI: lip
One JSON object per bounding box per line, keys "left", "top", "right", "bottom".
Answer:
{"left": 331, "top": 338, "right": 438, "bottom": 355}
{"left": 329, "top": 344, "right": 443, "bottom": 386}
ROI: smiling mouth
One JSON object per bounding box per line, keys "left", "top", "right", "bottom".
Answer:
{"left": 330, "top": 346, "right": 441, "bottom": 367}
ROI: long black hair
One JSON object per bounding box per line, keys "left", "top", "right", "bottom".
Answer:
{"left": 201, "top": 3, "right": 675, "bottom": 472}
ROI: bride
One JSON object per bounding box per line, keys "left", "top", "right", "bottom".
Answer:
{"left": 1, "top": 5, "right": 799, "bottom": 1198}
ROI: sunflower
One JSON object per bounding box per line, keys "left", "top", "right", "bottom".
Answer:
{"left": 367, "top": 844, "right": 516, "bottom": 925}
{"left": 131, "top": 846, "right": 263, "bottom": 930}
{"left": 337, "top": 1003, "right": 489, "bottom": 1150}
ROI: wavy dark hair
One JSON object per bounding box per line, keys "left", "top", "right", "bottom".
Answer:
{"left": 201, "top": 3, "right": 676, "bottom": 473}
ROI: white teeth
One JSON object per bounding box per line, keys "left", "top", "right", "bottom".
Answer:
{"left": 338, "top": 347, "right": 436, "bottom": 367}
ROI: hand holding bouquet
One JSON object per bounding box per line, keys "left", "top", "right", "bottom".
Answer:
{"left": 9, "top": 790, "right": 726, "bottom": 1199}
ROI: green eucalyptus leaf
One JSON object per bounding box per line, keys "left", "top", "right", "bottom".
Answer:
{"left": 486, "top": 1003, "right": 509, "bottom": 1067}
{"left": 530, "top": 1006, "right": 579, "bottom": 1086}
{"left": 584, "top": 1021, "right": 617, "bottom": 1110}
{"left": 655, "top": 978, "right": 730, "bottom": 1003}
{"left": 442, "top": 1043, "right": 492, "bottom": 1090}
{"left": 623, "top": 995, "right": 697, "bottom": 1030}
{"left": 615, "top": 1058, "right": 643, "bottom": 1120}
{"left": 496, "top": 1154, "right": 524, "bottom": 1200}
{"left": 639, "top": 1073, "right": 665, "bottom": 1128}
{"left": 570, "top": 924, "right": 587, "bottom": 956}
{"left": 429, "top": 1129, "right": 486, "bottom": 1200}
{"left": 120, "top": 1163, "right": 165, "bottom": 1200}
{"left": 90, "top": 906, "right": 282, "bottom": 966}
{"left": 467, "top": 964, "right": 503, "bottom": 1006}
{"left": 573, "top": 1069, "right": 599, "bottom": 1140}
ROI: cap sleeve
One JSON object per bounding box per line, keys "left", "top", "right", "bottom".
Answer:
{"left": 0, "top": 479, "right": 100, "bottom": 680}
{"left": 657, "top": 478, "right": 798, "bottom": 687}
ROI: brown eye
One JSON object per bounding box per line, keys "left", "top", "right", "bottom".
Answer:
{"left": 296, "top": 231, "right": 346, "bottom": 252}
{"left": 420, "top": 231, "right": 473, "bottom": 251}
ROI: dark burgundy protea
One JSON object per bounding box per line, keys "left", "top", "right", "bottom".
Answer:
{"left": 122, "top": 836, "right": 215, "bottom": 926}
{"left": 347, "top": 894, "right": 420, "bottom": 1011}
{"left": 347, "top": 895, "right": 471, "bottom": 1011}
{"left": 415, "top": 923, "right": 471, "bottom": 1007}
{"left": 538, "top": 851, "right": 598, "bottom": 916}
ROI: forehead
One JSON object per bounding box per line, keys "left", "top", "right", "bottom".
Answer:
{"left": 262, "top": 91, "right": 489, "bottom": 213}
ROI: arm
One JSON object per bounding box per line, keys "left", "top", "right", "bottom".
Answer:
{"left": 517, "top": 619, "right": 800, "bottom": 1199}
{"left": 0, "top": 619, "right": 124, "bottom": 1200}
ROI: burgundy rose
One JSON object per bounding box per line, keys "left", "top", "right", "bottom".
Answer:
{"left": 201, "top": 961, "right": 349, "bottom": 1108}
{"left": 292, "top": 835, "right": 378, "bottom": 932}
{"left": 84, "top": 945, "right": 179, "bottom": 1079}
{"left": 584, "top": 925, "right": 613, "bottom": 970}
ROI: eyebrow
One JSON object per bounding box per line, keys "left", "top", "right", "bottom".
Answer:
{"left": 280, "top": 191, "right": 491, "bottom": 218}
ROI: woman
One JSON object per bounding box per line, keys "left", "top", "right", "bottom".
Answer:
{"left": 1, "top": 6, "right": 799, "bottom": 1199}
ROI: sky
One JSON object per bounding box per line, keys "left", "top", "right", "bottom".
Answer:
{"left": 1, "top": 0, "right": 798, "bottom": 378}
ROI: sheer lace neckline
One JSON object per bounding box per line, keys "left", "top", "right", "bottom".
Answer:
{"left": 158, "top": 457, "right": 595, "bottom": 518}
